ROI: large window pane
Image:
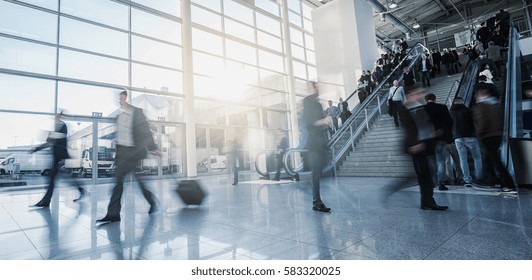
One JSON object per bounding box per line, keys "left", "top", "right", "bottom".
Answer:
{"left": 255, "top": 0, "right": 280, "bottom": 17}
{"left": 292, "top": 60, "right": 307, "bottom": 79}
{"left": 60, "top": 17, "right": 128, "bottom": 58}
{"left": 0, "top": 113, "right": 54, "bottom": 149}
{"left": 57, "top": 82, "right": 120, "bottom": 117}
{"left": 224, "top": 18, "right": 254, "bottom": 43}
{"left": 0, "top": 36, "right": 56, "bottom": 75}
{"left": 290, "top": 27, "right": 304, "bottom": 46}
{"left": 132, "top": 0, "right": 181, "bottom": 17}
{"left": 59, "top": 49, "right": 128, "bottom": 85}
{"left": 261, "top": 89, "right": 287, "bottom": 109}
{"left": 0, "top": 1, "right": 57, "bottom": 43}
{"left": 192, "top": 52, "right": 224, "bottom": 76}
{"left": 132, "top": 36, "right": 182, "bottom": 69}
{"left": 291, "top": 44, "right": 305, "bottom": 60}
{"left": 262, "top": 109, "right": 288, "bottom": 129}
{"left": 132, "top": 8, "right": 181, "bottom": 44}
{"left": 258, "top": 50, "right": 284, "bottom": 73}
{"left": 19, "top": 0, "right": 58, "bottom": 10}
{"left": 132, "top": 63, "right": 183, "bottom": 93}
{"left": 228, "top": 105, "right": 259, "bottom": 127}
{"left": 194, "top": 100, "right": 226, "bottom": 125}
{"left": 257, "top": 31, "right": 282, "bottom": 52}
{"left": 61, "top": 0, "right": 128, "bottom": 30}
{"left": 289, "top": 11, "right": 302, "bottom": 27}
{"left": 192, "top": 28, "right": 223, "bottom": 56}
{"left": 305, "top": 33, "right": 314, "bottom": 51}
{"left": 192, "top": 0, "right": 221, "bottom": 12}
{"left": 191, "top": 6, "right": 222, "bottom": 31}
{"left": 225, "top": 39, "right": 256, "bottom": 64}
{"left": 287, "top": 0, "right": 301, "bottom": 14}
{"left": 131, "top": 91, "right": 184, "bottom": 122}
{"left": 0, "top": 74, "right": 55, "bottom": 113}
{"left": 223, "top": 0, "right": 253, "bottom": 26}
{"left": 256, "top": 12, "right": 281, "bottom": 37}
{"left": 260, "top": 69, "right": 287, "bottom": 91}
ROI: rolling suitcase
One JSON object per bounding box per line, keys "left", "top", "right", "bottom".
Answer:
{"left": 176, "top": 179, "right": 206, "bottom": 205}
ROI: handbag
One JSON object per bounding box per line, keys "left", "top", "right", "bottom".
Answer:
{"left": 388, "top": 86, "right": 400, "bottom": 116}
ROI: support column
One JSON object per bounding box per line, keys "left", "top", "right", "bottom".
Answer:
{"left": 280, "top": 0, "right": 299, "bottom": 148}
{"left": 312, "top": 0, "right": 378, "bottom": 101}
{"left": 181, "top": 0, "right": 197, "bottom": 177}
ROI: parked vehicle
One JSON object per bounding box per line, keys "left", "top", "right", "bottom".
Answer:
{"left": 64, "top": 140, "right": 115, "bottom": 177}
{"left": 0, "top": 152, "right": 52, "bottom": 176}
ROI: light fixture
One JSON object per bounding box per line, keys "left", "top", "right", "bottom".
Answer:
{"left": 413, "top": 19, "right": 420, "bottom": 29}
{"left": 388, "top": 1, "right": 398, "bottom": 9}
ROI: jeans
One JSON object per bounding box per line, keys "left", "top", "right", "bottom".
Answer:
{"left": 420, "top": 70, "right": 431, "bottom": 87}
{"left": 434, "top": 140, "right": 447, "bottom": 185}
{"left": 454, "top": 137, "right": 483, "bottom": 183}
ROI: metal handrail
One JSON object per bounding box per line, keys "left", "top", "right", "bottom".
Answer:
{"left": 325, "top": 44, "right": 428, "bottom": 172}
{"left": 445, "top": 80, "right": 460, "bottom": 108}
{"left": 329, "top": 42, "right": 428, "bottom": 143}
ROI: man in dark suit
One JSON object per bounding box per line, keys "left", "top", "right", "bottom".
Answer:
{"left": 97, "top": 90, "right": 159, "bottom": 224}
{"left": 273, "top": 130, "right": 289, "bottom": 181}
{"left": 402, "top": 67, "right": 416, "bottom": 89}
{"left": 302, "top": 81, "right": 331, "bottom": 212}
{"left": 32, "top": 112, "right": 84, "bottom": 207}
{"left": 424, "top": 93, "right": 453, "bottom": 191}
{"left": 338, "top": 97, "right": 350, "bottom": 125}
{"left": 397, "top": 86, "right": 448, "bottom": 210}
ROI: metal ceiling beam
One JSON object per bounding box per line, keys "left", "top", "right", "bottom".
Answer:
{"left": 434, "top": 0, "right": 451, "bottom": 15}
{"left": 365, "top": 0, "right": 420, "bottom": 38}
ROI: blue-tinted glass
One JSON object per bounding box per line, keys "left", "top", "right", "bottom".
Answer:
{"left": 132, "top": 36, "right": 182, "bottom": 69}
{"left": 0, "top": 74, "right": 55, "bottom": 113}
{"left": 132, "top": 63, "right": 183, "bottom": 93}
{"left": 0, "top": 36, "right": 56, "bottom": 75}
{"left": 59, "top": 49, "right": 128, "bottom": 85}
{"left": 18, "top": 0, "right": 58, "bottom": 10}
{"left": 132, "top": 0, "right": 181, "bottom": 17}
{"left": 0, "top": 1, "right": 57, "bottom": 43}
{"left": 61, "top": 0, "right": 128, "bottom": 30}
{"left": 57, "top": 82, "right": 120, "bottom": 117}
{"left": 192, "top": 0, "right": 221, "bottom": 12}
{"left": 60, "top": 17, "right": 128, "bottom": 58}
{"left": 132, "top": 8, "right": 182, "bottom": 44}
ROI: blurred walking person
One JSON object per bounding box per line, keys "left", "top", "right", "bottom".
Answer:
{"left": 32, "top": 112, "right": 84, "bottom": 207}
{"left": 303, "top": 81, "right": 331, "bottom": 212}
{"left": 97, "top": 90, "right": 159, "bottom": 224}
{"left": 473, "top": 86, "right": 517, "bottom": 193}
{"left": 397, "top": 86, "right": 448, "bottom": 210}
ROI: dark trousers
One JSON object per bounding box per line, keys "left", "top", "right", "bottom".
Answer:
{"left": 411, "top": 142, "right": 437, "bottom": 207}
{"left": 274, "top": 152, "right": 284, "bottom": 180}
{"left": 229, "top": 154, "right": 238, "bottom": 184}
{"left": 391, "top": 101, "right": 402, "bottom": 126}
{"left": 39, "top": 159, "right": 61, "bottom": 204}
{"left": 481, "top": 136, "right": 516, "bottom": 188}
{"left": 306, "top": 150, "right": 325, "bottom": 206}
{"left": 105, "top": 146, "right": 156, "bottom": 217}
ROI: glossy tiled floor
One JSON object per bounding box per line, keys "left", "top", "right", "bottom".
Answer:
{"left": 0, "top": 174, "right": 531, "bottom": 260}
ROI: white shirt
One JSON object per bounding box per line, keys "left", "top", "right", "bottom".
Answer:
{"left": 117, "top": 105, "right": 135, "bottom": 147}
{"left": 388, "top": 86, "right": 406, "bottom": 102}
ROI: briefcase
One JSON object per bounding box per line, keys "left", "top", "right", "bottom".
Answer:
{"left": 176, "top": 180, "right": 206, "bottom": 205}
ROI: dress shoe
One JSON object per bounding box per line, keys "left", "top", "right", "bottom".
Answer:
{"left": 33, "top": 201, "right": 50, "bottom": 208}
{"left": 421, "top": 204, "right": 449, "bottom": 211}
{"left": 312, "top": 204, "right": 331, "bottom": 212}
{"left": 438, "top": 184, "right": 449, "bottom": 191}
{"left": 232, "top": 182, "right": 238, "bottom": 185}
{"left": 96, "top": 215, "right": 121, "bottom": 224}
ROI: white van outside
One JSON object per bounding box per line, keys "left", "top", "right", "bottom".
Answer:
{"left": 0, "top": 152, "right": 52, "bottom": 176}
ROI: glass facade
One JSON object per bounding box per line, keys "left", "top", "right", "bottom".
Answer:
{"left": 0, "top": 0, "right": 317, "bottom": 178}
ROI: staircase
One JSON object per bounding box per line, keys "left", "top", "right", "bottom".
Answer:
{"left": 336, "top": 72, "right": 463, "bottom": 177}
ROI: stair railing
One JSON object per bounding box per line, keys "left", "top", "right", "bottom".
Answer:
{"left": 325, "top": 42, "right": 429, "bottom": 173}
